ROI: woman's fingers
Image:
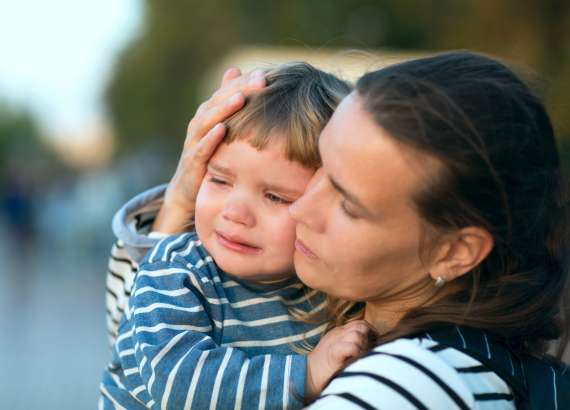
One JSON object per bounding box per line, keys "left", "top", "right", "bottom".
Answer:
{"left": 184, "top": 92, "right": 245, "bottom": 149}
{"left": 191, "top": 123, "right": 227, "bottom": 166}
{"left": 153, "top": 69, "right": 266, "bottom": 235}
{"left": 221, "top": 67, "right": 242, "bottom": 86}
{"left": 154, "top": 124, "right": 225, "bottom": 234}
{"left": 185, "top": 68, "right": 266, "bottom": 151}
{"left": 205, "top": 69, "right": 266, "bottom": 110}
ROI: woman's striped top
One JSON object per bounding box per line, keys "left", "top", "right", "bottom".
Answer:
{"left": 309, "top": 337, "right": 515, "bottom": 410}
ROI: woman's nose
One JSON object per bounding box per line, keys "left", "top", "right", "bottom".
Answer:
{"left": 221, "top": 195, "right": 255, "bottom": 227}
{"left": 289, "top": 168, "right": 326, "bottom": 232}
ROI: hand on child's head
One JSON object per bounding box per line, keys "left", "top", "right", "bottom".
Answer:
{"left": 154, "top": 68, "right": 268, "bottom": 234}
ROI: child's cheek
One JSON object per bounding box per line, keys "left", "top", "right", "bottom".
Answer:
{"left": 272, "top": 208, "right": 299, "bottom": 251}
{"left": 195, "top": 182, "right": 214, "bottom": 229}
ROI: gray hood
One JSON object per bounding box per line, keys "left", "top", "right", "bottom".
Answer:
{"left": 112, "top": 184, "right": 167, "bottom": 263}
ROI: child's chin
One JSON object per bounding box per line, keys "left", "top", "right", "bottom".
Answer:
{"left": 218, "top": 260, "right": 294, "bottom": 282}
{"left": 215, "top": 258, "right": 254, "bottom": 278}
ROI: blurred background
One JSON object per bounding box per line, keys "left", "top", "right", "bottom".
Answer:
{"left": 0, "top": 1, "right": 568, "bottom": 408}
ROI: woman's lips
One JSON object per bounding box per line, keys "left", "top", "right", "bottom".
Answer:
{"left": 295, "top": 239, "right": 318, "bottom": 259}
{"left": 216, "top": 232, "right": 262, "bottom": 255}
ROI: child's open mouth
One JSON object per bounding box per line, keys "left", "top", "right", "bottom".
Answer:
{"left": 215, "top": 232, "right": 262, "bottom": 255}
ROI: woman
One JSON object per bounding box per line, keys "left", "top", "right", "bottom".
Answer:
{"left": 105, "top": 52, "right": 569, "bottom": 409}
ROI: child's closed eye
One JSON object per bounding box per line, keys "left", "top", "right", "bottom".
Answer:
{"left": 208, "top": 175, "right": 229, "bottom": 185}
{"left": 265, "top": 193, "right": 292, "bottom": 205}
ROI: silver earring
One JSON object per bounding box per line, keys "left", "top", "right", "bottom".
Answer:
{"left": 434, "top": 276, "right": 446, "bottom": 289}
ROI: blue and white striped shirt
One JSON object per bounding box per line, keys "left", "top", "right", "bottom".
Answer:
{"left": 100, "top": 232, "right": 327, "bottom": 410}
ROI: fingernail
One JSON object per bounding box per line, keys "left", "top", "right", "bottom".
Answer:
{"left": 226, "top": 67, "right": 239, "bottom": 76}
{"left": 249, "top": 69, "right": 265, "bottom": 84}
{"left": 229, "top": 93, "right": 242, "bottom": 104}
{"left": 212, "top": 123, "right": 225, "bottom": 135}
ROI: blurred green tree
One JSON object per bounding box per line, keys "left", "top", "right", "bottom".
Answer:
{"left": 0, "top": 104, "right": 53, "bottom": 171}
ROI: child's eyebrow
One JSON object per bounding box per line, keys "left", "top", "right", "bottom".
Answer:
{"left": 262, "top": 182, "right": 305, "bottom": 197}
{"left": 208, "top": 162, "right": 234, "bottom": 175}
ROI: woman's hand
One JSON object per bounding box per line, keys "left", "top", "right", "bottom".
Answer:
{"left": 305, "top": 320, "right": 371, "bottom": 401}
{"left": 153, "top": 68, "right": 267, "bottom": 233}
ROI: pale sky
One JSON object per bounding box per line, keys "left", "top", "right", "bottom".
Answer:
{"left": 0, "top": 0, "right": 143, "bottom": 139}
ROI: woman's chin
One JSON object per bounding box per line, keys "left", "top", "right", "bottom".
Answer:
{"left": 294, "top": 251, "right": 323, "bottom": 289}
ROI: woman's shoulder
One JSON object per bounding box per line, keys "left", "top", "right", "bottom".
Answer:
{"left": 310, "top": 337, "right": 515, "bottom": 410}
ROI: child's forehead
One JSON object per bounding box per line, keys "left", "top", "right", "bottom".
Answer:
{"left": 226, "top": 124, "right": 286, "bottom": 148}
{"left": 214, "top": 137, "right": 288, "bottom": 161}
{"left": 209, "top": 140, "right": 315, "bottom": 189}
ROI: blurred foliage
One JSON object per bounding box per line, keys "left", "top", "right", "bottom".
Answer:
{"left": 104, "top": 0, "right": 452, "bottom": 158}
{"left": 105, "top": 0, "right": 570, "bottom": 173}
{"left": 0, "top": 104, "right": 56, "bottom": 170}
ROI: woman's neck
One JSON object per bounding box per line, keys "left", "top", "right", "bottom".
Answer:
{"left": 363, "top": 302, "right": 407, "bottom": 333}
{"left": 363, "top": 280, "right": 463, "bottom": 333}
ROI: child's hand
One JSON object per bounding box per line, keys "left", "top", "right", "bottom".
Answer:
{"left": 153, "top": 68, "right": 266, "bottom": 234}
{"left": 305, "top": 320, "right": 371, "bottom": 400}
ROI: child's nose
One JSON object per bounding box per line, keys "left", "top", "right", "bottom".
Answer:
{"left": 221, "top": 196, "right": 255, "bottom": 227}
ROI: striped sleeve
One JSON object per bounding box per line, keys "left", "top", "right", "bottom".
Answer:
{"left": 308, "top": 339, "right": 475, "bottom": 410}
{"left": 106, "top": 240, "right": 137, "bottom": 346}
{"left": 127, "top": 235, "right": 307, "bottom": 410}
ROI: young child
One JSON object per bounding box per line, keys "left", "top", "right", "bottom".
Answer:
{"left": 100, "top": 63, "right": 360, "bottom": 409}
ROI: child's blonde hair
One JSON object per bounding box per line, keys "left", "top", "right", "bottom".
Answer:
{"left": 224, "top": 62, "right": 352, "bottom": 169}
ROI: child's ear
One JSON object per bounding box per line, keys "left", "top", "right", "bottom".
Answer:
{"left": 429, "top": 227, "right": 494, "bottom": 283}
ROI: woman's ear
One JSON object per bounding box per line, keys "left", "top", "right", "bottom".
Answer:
{"left": 429, "top": 227, "right": 494, "bottom": 282}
